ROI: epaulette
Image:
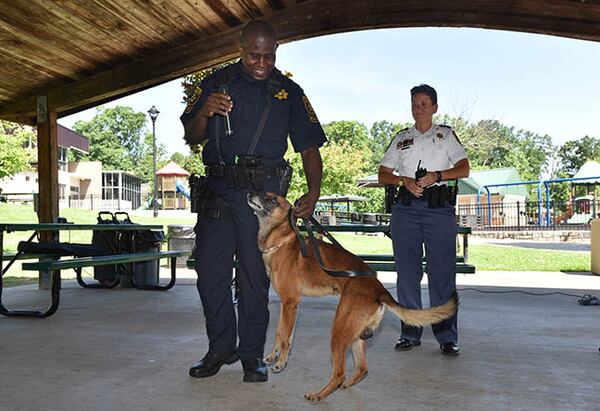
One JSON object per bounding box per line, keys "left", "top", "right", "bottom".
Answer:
{"left": 439, "top": 124, "right": 452, "bottom": 129}
{"left": 398, "top": 127, "right": 410, "bottom": 132}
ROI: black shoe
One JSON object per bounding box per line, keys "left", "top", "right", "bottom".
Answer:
{"left": 189, "top": 350, "right": 239, "bottom": 378}
{"left": 440, "top": 342, "right": 460, "bottom": 357}
{"left": 242, "top": 358, "right": 268, "bottom": 382}
{"left": 394, "top": 338, "right": 421, "bottom": 351}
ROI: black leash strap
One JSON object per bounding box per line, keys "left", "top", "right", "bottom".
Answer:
{"left": 247, "top": 90, "right": 272, "bottom": 156}
{"left": 287, "top": 208, "right": 376, "bottom": 278}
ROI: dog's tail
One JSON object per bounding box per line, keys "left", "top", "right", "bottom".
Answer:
{"left": 379, "top": 290, "right": 459, "bottom": 327}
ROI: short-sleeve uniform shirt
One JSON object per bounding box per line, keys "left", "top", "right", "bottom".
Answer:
{"left": 181, "top": 61, "right": 326, "bottom": 167}
{"left": 380, "top": 123, "right": 467, "bottom": 184}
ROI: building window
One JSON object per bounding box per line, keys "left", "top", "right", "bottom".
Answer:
{"left": 58, "top": 147, "right": 68, "bottom": 171}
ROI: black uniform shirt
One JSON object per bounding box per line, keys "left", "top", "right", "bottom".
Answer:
{"left": 181, "top": 61, "right": 326, "bottom": 167}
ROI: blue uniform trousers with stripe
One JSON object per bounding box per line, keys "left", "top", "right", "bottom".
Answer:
{"left": 390, "top": 198, "right": 458, "bottom": 344}
{"left": 193, "top": 179, "right": 270, "bottom": 361}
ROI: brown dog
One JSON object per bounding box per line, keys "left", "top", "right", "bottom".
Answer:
{"left": 247, "top": 193, "right": 458, "bottom": 401}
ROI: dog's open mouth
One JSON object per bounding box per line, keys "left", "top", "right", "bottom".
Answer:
{"left": 247, "top": 193, "right": 266, "bottom": 214}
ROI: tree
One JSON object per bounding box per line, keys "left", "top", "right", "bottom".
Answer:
{"left": 369, "top": 120, "right": 410, "bottom": 169}
{"left": 134, "top": 132, "right": 169, "bottom": 183}
{"left": 557, "top": 136, "right": 600, "bottom": 177}
{"left": 0, "top": 120, "right": 34, "bottom": 180}
{"left": 323, "top": 120, "right": 370, "bottom": 149}
{"left": 72, "top": 106, "right": 148, "bottom": 171}
{"left": 170, "top": 151, "right": 204, "bottom": 177}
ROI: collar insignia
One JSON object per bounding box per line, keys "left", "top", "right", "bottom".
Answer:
{"left": 274, "top": 89, "right": 288, "bottom": 100}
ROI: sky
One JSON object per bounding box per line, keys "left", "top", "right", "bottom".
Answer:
{"left": 58, "top": 27, "right": 600, "bottom": 157}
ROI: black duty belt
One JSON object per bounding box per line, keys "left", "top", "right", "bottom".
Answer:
{"left": 206, "top": 164, "right": 287, "bottom": 179}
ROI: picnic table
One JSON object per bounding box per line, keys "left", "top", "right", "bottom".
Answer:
{"left": 0, "top": 222, "right": 190, "bottom": 318}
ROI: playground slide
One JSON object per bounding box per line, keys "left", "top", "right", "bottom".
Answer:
{"left": 176, "top": 181, "right": 191, "bottom": 199}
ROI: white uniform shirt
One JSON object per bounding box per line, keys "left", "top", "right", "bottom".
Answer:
{"left": 380, "top": 123, "right": 467, "bottom": 184}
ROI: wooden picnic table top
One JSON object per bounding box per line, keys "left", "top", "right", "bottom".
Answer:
{"left": 0, "top": 223, "right": 163, "bottom": 233}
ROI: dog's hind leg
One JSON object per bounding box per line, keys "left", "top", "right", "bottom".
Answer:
{"left": 341, "top": 338, "right": 368, "bottom": 389}
{"left": 304, "top": 294, "right": 362, "bottom": 402}
{"left": 265, "top": 297, "right": 299, "bottom": 373}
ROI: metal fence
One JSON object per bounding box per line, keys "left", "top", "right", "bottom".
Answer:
{"left": 457, "top": 198, "right": 597, "bottom": 231}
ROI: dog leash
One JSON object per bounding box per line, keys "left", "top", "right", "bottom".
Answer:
{"left": 287, "top": 208, "right": 377, "bottom": 278}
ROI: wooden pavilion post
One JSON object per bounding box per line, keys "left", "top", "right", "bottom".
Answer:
{"left": 36, "top": 96, "right": 59, "bottom": 289}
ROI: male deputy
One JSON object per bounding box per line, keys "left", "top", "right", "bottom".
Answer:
{"left": 180, "top": 20, "right": 326, "bottom": 382}
{"left": 378, "top": 84, "right": 469, "bottom": 356}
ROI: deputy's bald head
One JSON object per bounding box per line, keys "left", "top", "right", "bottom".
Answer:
{"left": 241, "top": 20, "right": 277, "bottom": 46}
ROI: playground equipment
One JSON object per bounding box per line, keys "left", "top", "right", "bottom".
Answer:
{"left": 476, "top": 175, "right": 600, "bottom": 227}
{"left": 156, "top": 161, "right": 191, "bottom": 210}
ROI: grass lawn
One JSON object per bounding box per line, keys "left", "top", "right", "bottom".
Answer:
{"left": 329, "top": 233, "right": 590, "bottom": 272}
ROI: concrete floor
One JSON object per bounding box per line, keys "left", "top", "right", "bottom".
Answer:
{"left": 1, "top": 269, "right": 599, "bottom": 411}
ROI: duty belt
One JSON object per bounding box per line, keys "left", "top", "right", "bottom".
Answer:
{"left": 206, "top": 164, "right": 288, "bottom": 178}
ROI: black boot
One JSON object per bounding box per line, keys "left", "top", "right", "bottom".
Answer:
{"left": 189, "top": 351, "right": 239, "bottom": 378}
{"left": 241, "top": 358, "right": 268, "bottom": 382}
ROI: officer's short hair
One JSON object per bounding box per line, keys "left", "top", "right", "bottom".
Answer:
{"left": 410, "top": 84, "right": 437, "bottom": 105}
{"left": 241, "top": 20, "right": 277, "bottom": 45}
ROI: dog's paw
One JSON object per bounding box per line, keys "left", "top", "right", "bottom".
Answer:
{"left": 304, "top": 392, "right": 323, "bottom": 402}
{"left": 272, "top": 360, "right": 287, "bottom": 373}
{"left": 264, "top": 352, "right": 278, "bottom": 364}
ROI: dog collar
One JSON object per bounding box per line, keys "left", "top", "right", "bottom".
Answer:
{"left": 260, "top": 237, "right": 293, "bottom": 255}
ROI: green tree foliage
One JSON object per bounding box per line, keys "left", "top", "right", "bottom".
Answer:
{"left": 72, "top": 106, "right": 151, "bottom": 175}
{"left": 134, "top": 132, "right": 169, "bottom": 183}
{"left": 0, "top": 120, "right": 34, "bottom": 180}
{"left": 170, "top": 151, "right": 204, "bottom": 177}
{"left": 323, "top": 120, "right": 370, "bottom": 149}
{"left": 181, "top": 61, "right": 236, "bottom": 105}
{"left": 285, "top": 139, "right": 368, "bottom": 205}
{"left": 557, "top": 136, "right": 600, "bottom": 177}
{"left": 438, "top": 115, "right": 554, "bottom": 183}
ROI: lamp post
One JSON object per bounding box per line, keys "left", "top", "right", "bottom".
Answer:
{"left": 148, "top": 105, "right": 160, "bottom": 218}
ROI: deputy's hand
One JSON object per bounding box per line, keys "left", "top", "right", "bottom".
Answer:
{"left": 293, "top": 191, "right": 319, "bottom": 218}
{"left": 416, "top": 171, "right": 437, "bottom": 188}
{"left": 402, "top": 177, "right": 424, "bottom": 198}
{"left": 199, "top": 92, "right": 233, "bottom": 118}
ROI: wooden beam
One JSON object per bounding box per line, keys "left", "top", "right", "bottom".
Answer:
{"left": 36, "top": 105, "right": 59, "bottom": 226}
{"left": 2, "top": 0, "right": 600, "bottom": 123}
{"left": 36, "top": 100, "right": 59, "bottom": 290}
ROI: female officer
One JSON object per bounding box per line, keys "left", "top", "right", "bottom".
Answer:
{"left": 378, "top": 84, "right": 470, "bottom": 356}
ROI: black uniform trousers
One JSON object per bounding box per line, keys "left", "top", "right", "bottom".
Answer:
{"left": 390, "top": 198, "right": 458, "bottom": 344}
{"left": 193, "top": 180, "right": 270, "bottom": 361}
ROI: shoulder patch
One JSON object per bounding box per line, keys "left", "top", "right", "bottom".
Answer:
{"left": 302, "top": 96, "right": 319, "bottom": 123}
{"left": 184, "top": 88, "right": 202, "bottom": 113}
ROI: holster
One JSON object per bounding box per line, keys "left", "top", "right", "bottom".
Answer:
{"left": 189, "top": 174, "right": 232, "bottom": 219}
{"left": 189, "top": 175, "right": 206, "bottom": 213}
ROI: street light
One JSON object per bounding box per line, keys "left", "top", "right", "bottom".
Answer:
{"left": 148, "top": 105, "right": 160, "bottom": 218}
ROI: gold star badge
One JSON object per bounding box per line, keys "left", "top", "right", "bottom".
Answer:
{"left": 274, "top": 89, "right": 288, "bottom": 100}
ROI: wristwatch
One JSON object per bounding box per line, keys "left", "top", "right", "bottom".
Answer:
{"left": 436, "top": 171, "right": 443, "bottom": 183}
